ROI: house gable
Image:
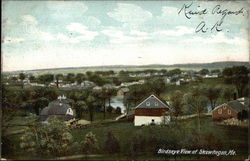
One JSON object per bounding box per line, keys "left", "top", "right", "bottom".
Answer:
{"left": 135, "top": 94, "right": 170, "bottom": 109}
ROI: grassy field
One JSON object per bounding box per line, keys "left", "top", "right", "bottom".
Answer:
{"left": 161, "top": 78, "right": 233, "bottom": 100}
{"left": 3, "top": 115, "right": 248, "bottom": 160}
{"left": 70, "top": 116, "right": 248, "bottom": 161}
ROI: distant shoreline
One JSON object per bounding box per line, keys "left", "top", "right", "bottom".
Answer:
{"left": 3, "top": 61, "right": 249, "bottom": 73}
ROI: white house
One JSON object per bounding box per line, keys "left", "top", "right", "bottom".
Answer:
{"left": 134, "top": 94, "right": 171, "bottom": 126}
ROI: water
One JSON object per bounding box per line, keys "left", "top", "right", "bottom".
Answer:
{"left": 105, "top": 97, "right": 126, "bottom": 113}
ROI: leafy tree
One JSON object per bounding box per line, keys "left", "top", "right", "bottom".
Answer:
{"left": 34, "top": 97, "right": 49, "bottom": 115}
{"left": 107, "top": 105, "right": 114, "bottom": 113}
{"left": 183, "top": 89, "right": 208, "bottom": 133}
{"left": 115, "top": 107, "right": 121, "bottom": 114}
{"left": 167, "top": 68, "right": 181, "bottom": 76}
{"left": 29, "top": 75, "right": 36, "bottom": 83}
{"left": 211, "top": 69, "right": 221, "bottom": 74}
{"left": 81, "top": 132, "right": 99, "bottom": 154}
{"left": 170, "top": 90, "right": 184, "bottom": 117}
{"left": 76, "top": 73, "right": 85, "bottom": 85}
{"left": 65, "top": 73, "right": 75, "bottom": 84}
{"left": 199, "top": 69, "right": 209, "bottom": 75}
{"left": 55, "top": 74, "right": 63, "bottom": 88}
{"left": 104, "top": 132, "right": 120, "bottom": 154}
{"left": 222, "top": 66, "right": 249, "bottom": 97}
{"left": 20, "top": 116, "right": 74, "bottom": 156}
{"left": 37, "top": 74, "right": 54, "bottom": 86}
{"left": 19, "top": 73, "right": 25, "bottom": 88}
{"left": 221, "top": 87, "right": 235, "bottom": 102}
{"left": 201, "top": 86, "right": 222, "bottom": 110}
{"left": 106, "top": 88, "right": 117, "bottom": 107}
{"left": 86, "top": 95, "right": 96, "bottom": 122}
{"left": 74, "top": 101, "right": 87, "bottom": 119}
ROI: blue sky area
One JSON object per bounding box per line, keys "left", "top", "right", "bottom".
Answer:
{"left": 2, "top": 1, "right": 249, "bottom": 71}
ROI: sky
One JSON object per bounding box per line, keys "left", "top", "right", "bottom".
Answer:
{"left": 2, "top": 0, "right": 249, "bottom": 71}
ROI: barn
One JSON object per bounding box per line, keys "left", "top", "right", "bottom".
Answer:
{"left": 134, "top": 94, "right": 171, "bottom": 126}
{"left": 40, "top": 95, "right": 74, "bottom": 123}
{"left": 212, "top": 100, "right": 248, "bottom": 121}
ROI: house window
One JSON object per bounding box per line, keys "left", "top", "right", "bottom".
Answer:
{"left": 218, "top": 109, "right": 222, "bottom": 114}
{"left": 146, "top": 102, "right": 150, "bottom": 106}
{"left": 228, "top": 110, "right": 231, "bottom": 115}
{"left": 155, "top": 102, "right": 158, "bottom": 106}
{"left": 223, "top": 106, "right": 226, "bottom": 110}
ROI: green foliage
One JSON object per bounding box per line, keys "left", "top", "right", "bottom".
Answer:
{"left": 170, "top": 90, "right": 184, "bottom": 116}
{"left": 199, "top": 69, "right": 210, "bottom": 75}
{"left": 104, "top": 132, "right": 120, "bottom": 154}
{"left": 37, "top": 74, "right": 54, "bottom": 85}
{"left": 223, "top": 66, "right": 249, "bottom": 97}
{"left": 81, "top": 132, "right": 99, "bottom": 154}
{"left": 167, "top": 68, "right": 181, "bottom": 76}
{"left": 19, "top": 73, "right": 25, "bottom": 80}
{"left": 20, "top": 116, "right": 74, "bottom": 157}
{"left": 200, "top": 85, "right": 222, "bottom": 110}
{"left": 65, "top": 73, "right": 75, "bottom": 83}
{"left": 74, "top": 101, "right": 87, "bottom": 119}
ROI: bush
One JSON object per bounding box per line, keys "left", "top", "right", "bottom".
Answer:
{"left": 107, "top": 106, "right": 114, "bottom": 113}
{"left": 81, "top": 132, "right": 99, "bottom": 154}
{"left": 20, "top": 116, "right": 74, "bottom": 157}
{"left": 104, "top": 132, "right": 120, "bottom": 154}
{"left": 115, "top": 107, "right": 121, "bottom": 114}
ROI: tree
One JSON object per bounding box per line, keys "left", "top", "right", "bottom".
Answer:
{"left": 104, "top": 132, "right": 120, "bottom": 154}
{"left": 201, "top": 86, "right": 222, "bottom": 110}
{"left": 34, "top": 97, "right": 49, "bottom": 115}
{"left": 221, "top": 87, "right": 235, "bottom": 102}
{"left": 82, "top": 132, "right": 99, "bottom": 154}
{"left": 55, "top": 74, "right": 63, "bottom": 88}
{"left": 38, "top": 74, "right": 54, "bottom": 86}
{"left": 86, "top": 95, "right": 96, "bottom": 122}
{"left": 76, "top": 73, "right": 85, "bottom": 85}
{"left": 29, "top": 75, "right": 36, "bottom": 83}
{"left": 106, "top": 88, "right": 117, "bottom": 108}
{"left": 115, "top": 107, "right": 121, "bottom": 114}
{"left": 19, "top": 73, "right": 25, "bottom": 88}
{"left": 170, "top": 90, "right": 184, "bottom": 117}
{"left": 20, "top": 116, "right": 74, "bottom": 156}
{"left": 222, "top": 66, "right": 249, "bottom": 97}
{"left": 167, "top": 68, "right": 181, "bottom": 76}
{"left": 65, "top": 73, "right": 75, "bottom": 84}
{"left": 183, "top": 90, "right": 208, "bottom": 133}
{"left": 199, "top": 69, "right": 209, "bottom": 75}
{"left": 74, "top": 101, "right": 87, "bottom": 119}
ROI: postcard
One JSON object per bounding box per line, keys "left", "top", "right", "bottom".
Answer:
{"left": 1, "top": 0, "right": 249, "bottom": 161}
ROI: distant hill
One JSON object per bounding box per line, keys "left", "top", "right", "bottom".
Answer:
{"left": 4, "top": 61, "right": 250, "bottom": 73}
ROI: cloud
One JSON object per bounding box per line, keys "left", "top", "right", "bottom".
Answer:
{"left": 21, "top": 15, "right": 38, "bottom": 25}
{"left": 3, "top": 37, "right": 24, "bottom": 43}
{"left": 66, "top": 23, "right": 99, "bottom": 41}
{"left": 154, "top": 26, "right": 194, "bottom": 36}
{"left": 186, "top": 32, "right": 248, "bottom": 45}
{"left": 107, "top": 3, "right": 152, "bottom": 24}
{"left": 101, "top": 27, "right": 150, "bottom": 44}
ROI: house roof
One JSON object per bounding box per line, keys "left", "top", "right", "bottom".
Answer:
{"left": 213, "top": 100, "right": 247, "bottom": 112}
{"left": 227, "top": 100, "right": 247, "bottom": 112}
{"left": 40, "top": 99, "right": 73, "bottom": 116}
{"left": 49, "top": 99, "right": 74, "bottom": 106}
{"left": 119, "top": 88, "right": 129, "bottom": 92}
{"left": 237, "top": 97, "right": 250, "bottom": 107}
{"left": 135, "top": 94, "right": 170, "bottom": 109}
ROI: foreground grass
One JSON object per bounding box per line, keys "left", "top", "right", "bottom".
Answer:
{"left": 3, "top": 115, "right": 248, "bottom": 160}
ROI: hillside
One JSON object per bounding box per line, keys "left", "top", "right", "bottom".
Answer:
{"left": 4, "top": 61, "right": 249, "bottom": 74}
